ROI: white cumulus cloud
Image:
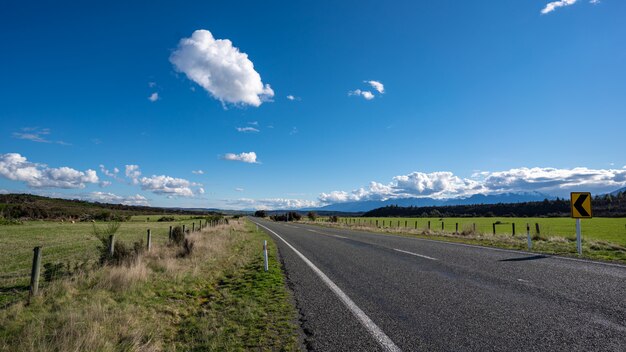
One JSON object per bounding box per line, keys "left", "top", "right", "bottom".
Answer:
{"left": 148, "top": 92, "right": 159, "bottom": 102}
{"left": 170, "top": 29, "right": 274, "bottom": 107}
{"left": 0, "top": 153, "right": 98, "bottom": 189}
{"left": 225, "top": 198, "right": 319, "bottom": 210}
{"left": 541, "top": 0, "right": 577, "bottom": 14}
{"left": 124, "top": 165, "right": 202, "bottom": 197}
{"left": 192, "top": 170, "right": 204, "bottom": 175}
{"left": 222, "top": 152, "right": 258, "bottom": 164}
{"left": 348, "top": 89, "right": 375, "bottom": 100}
{"left": 125, "top": 165, "right": 142, "bottom": 184}
{"left": 86, "top": 192, "right": 149, "bottom": 206}
{"left": 99, "top": 164, "right": 122, "bottom": 182}
{"left": 318, "top": 166, "right": 626, "bottom": 204}
{"left": 138, "top": 175, "right": 200, "bottom": 197}
{"left": 366, "top": 80, "right": 384, "bottom": 94}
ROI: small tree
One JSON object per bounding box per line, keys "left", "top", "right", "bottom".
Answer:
{"left": 288, "top": 212, "right": 302, "bottom": 221}
{"left": 254, "top": 210, "right": 267, "bottom": 218}
{"left": 171, "top": 225, "right": 185, "bottom": 245}
{"left": 307, "top": 211, "right": 317, "bottom": 221}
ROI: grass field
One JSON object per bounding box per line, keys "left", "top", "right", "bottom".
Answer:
{"left": 0, "top": 218, "right": 212, "bottom": 308}
{"left": 128, "top": 214, "right": 214, "bottom": 222}
{"left": 303, "top": 216, "right": 626, "bottom": 263}
{"left": 0, "top": 219, "right": 300, "bottom": 351}
{"left": 335, "top": 217, "right": 626, "bottom": 246}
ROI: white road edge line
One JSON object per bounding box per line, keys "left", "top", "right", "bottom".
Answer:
{"left": 393, "top": 248, "right": 437, "bottom": 261}
{"left": 254, "top": 221, "right": 402, "bottom": 352}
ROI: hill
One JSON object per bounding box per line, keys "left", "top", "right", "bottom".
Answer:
{"left": 0, "top": 194, "right": 219, "bottom": 221}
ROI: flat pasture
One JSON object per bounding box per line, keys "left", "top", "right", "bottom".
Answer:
{"left": 337, "top": 217, "right": 626, "bottom": 246}
{"left": 0, "top": 218, "right": 203, "bottom": 307}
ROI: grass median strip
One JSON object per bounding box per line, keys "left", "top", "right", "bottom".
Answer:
{"left": 0, "top": 219, "right": 301, "bottom": 351}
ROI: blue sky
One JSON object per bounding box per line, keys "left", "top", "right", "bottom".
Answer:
{"left": 1, "top": 0, "right": 625, "bottom": 209}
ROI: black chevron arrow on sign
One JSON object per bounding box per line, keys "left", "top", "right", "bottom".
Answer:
{"left": 573, "top": 194, "right": 589, "bottom": 217}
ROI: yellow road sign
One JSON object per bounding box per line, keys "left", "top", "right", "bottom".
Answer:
{"left": 571, "top": 192, "right": 592, "bottom": 218}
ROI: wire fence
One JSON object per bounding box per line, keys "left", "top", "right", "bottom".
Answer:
{"left": 0, "top": 217, "right": 229, "bottom": 310}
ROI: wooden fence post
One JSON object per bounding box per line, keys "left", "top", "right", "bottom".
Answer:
{"left": 147, "top": 229, "right": 152, "bottom": 252}
{"left": 192, "top": 222, "right": 195, "bottom": 232}
{"left": 456, "top": 223, "right": 459, "bottom": 234}
{"left": 183, "top": 224, "right": 186, "bottom": 234}
{"left": 108, "top": 235, "right": 115, "bottom": 256}
{"left": 473, "top": 223, "right": 476, "bottom": 233}
{"left": 441, "top": 222, "right": 444, "bottom": 231}
{"left": 428, "top": 221, "right": 431, "bottom": 230}
{"left": 415, "top": 221, "right": 418, "bottom": 229}
{"left": 512, "top": 223, "right": 516, "bottom": 236}
{"left": 493, "top": 223, "right": 496, "bottom": 235}
{"left": 168, "top": 226, "right": 173, "bottom": 243}
{"left": 29, "top": 246, "right": 42, "bottom": 298}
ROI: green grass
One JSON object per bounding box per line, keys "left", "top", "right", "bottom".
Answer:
{"left": 0, "top": 219, "right": 300, "bottom": 351}
{"left": 307, "top": 216, "right": 626, "bottom": 263}
{"left": 128, "top": 214, "right": 214, "bottom": 222}
{"left": 334, "top": 217, "right": 626, "bottom": 246}
{"left": 0, "top": 218, "right": 210, "bottom": 308}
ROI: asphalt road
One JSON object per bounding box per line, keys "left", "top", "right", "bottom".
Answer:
{"left": 249, "top": 218, "right": 626, "bottom": 352}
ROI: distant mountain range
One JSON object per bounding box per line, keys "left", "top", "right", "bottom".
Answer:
{"left": 304, "top": 192, "right": 554, "bottom": 213}
{"left": 610, "top": 187, "right": 626, "bottom": 196}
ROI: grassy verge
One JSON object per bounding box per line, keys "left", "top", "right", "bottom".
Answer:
{"left": 0, "top": 219, "right": 208, "bottom": 308}
{"left": 303, "top": 221, "right": 626, "bottom": 263}
{"left": 326, "top": 217, "right": 626, "bottom": 245}
{"left": 0, "top": 219, "right": 301, "bottom": 351}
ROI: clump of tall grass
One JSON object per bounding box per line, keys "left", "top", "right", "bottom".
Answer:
{"left": 92, "top": 222, "right": 144, "bottom": 266}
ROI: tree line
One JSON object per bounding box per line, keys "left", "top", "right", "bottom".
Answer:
{"left": 0, "top": 194, "right": 220, "bottom": 221}
{"left": 363, "top": 192, "right": 626, "bottom": 218}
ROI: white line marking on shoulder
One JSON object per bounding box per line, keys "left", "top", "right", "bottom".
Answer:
{"left": 254, "top": 221, "right": 402, "bottom": 352}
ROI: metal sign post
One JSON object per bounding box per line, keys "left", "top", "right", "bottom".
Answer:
{"left": 571, "top": 192, "right": 592, "bottom": 256}
{"left": 576, "top": 218, "right": 582, "bottom": 255}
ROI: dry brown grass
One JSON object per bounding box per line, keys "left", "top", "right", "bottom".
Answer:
{"left": 3, "top": 295, "right": 160, "bottom": 352}
{"left": 0, "top": 218, "right": 270, "bottom": 352}
{"left": 97, "top": 259, "right": 150, "bottom": 293}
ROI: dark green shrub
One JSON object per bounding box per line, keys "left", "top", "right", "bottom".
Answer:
{"left": 92, "top": 222, "right": 144, "bottom": 266}
{"left": 178, "top": 238, "right": 195, "bottom": 258}
{"left": 171, "top": 225, "right": 185, "bottom": 245}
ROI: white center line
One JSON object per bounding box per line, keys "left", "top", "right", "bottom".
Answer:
{"left": 307, "top": 229, "right": 347, "bottom": 239}
{"left": 254, "top": 221, "right": 402, "bottom": 352}
{"left": 393, "top": 248, "right": 437, "bottom": 261}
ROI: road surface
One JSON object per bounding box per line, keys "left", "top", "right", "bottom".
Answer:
{"left": 249, "top": 218, "right": 626, "bottom": 352}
